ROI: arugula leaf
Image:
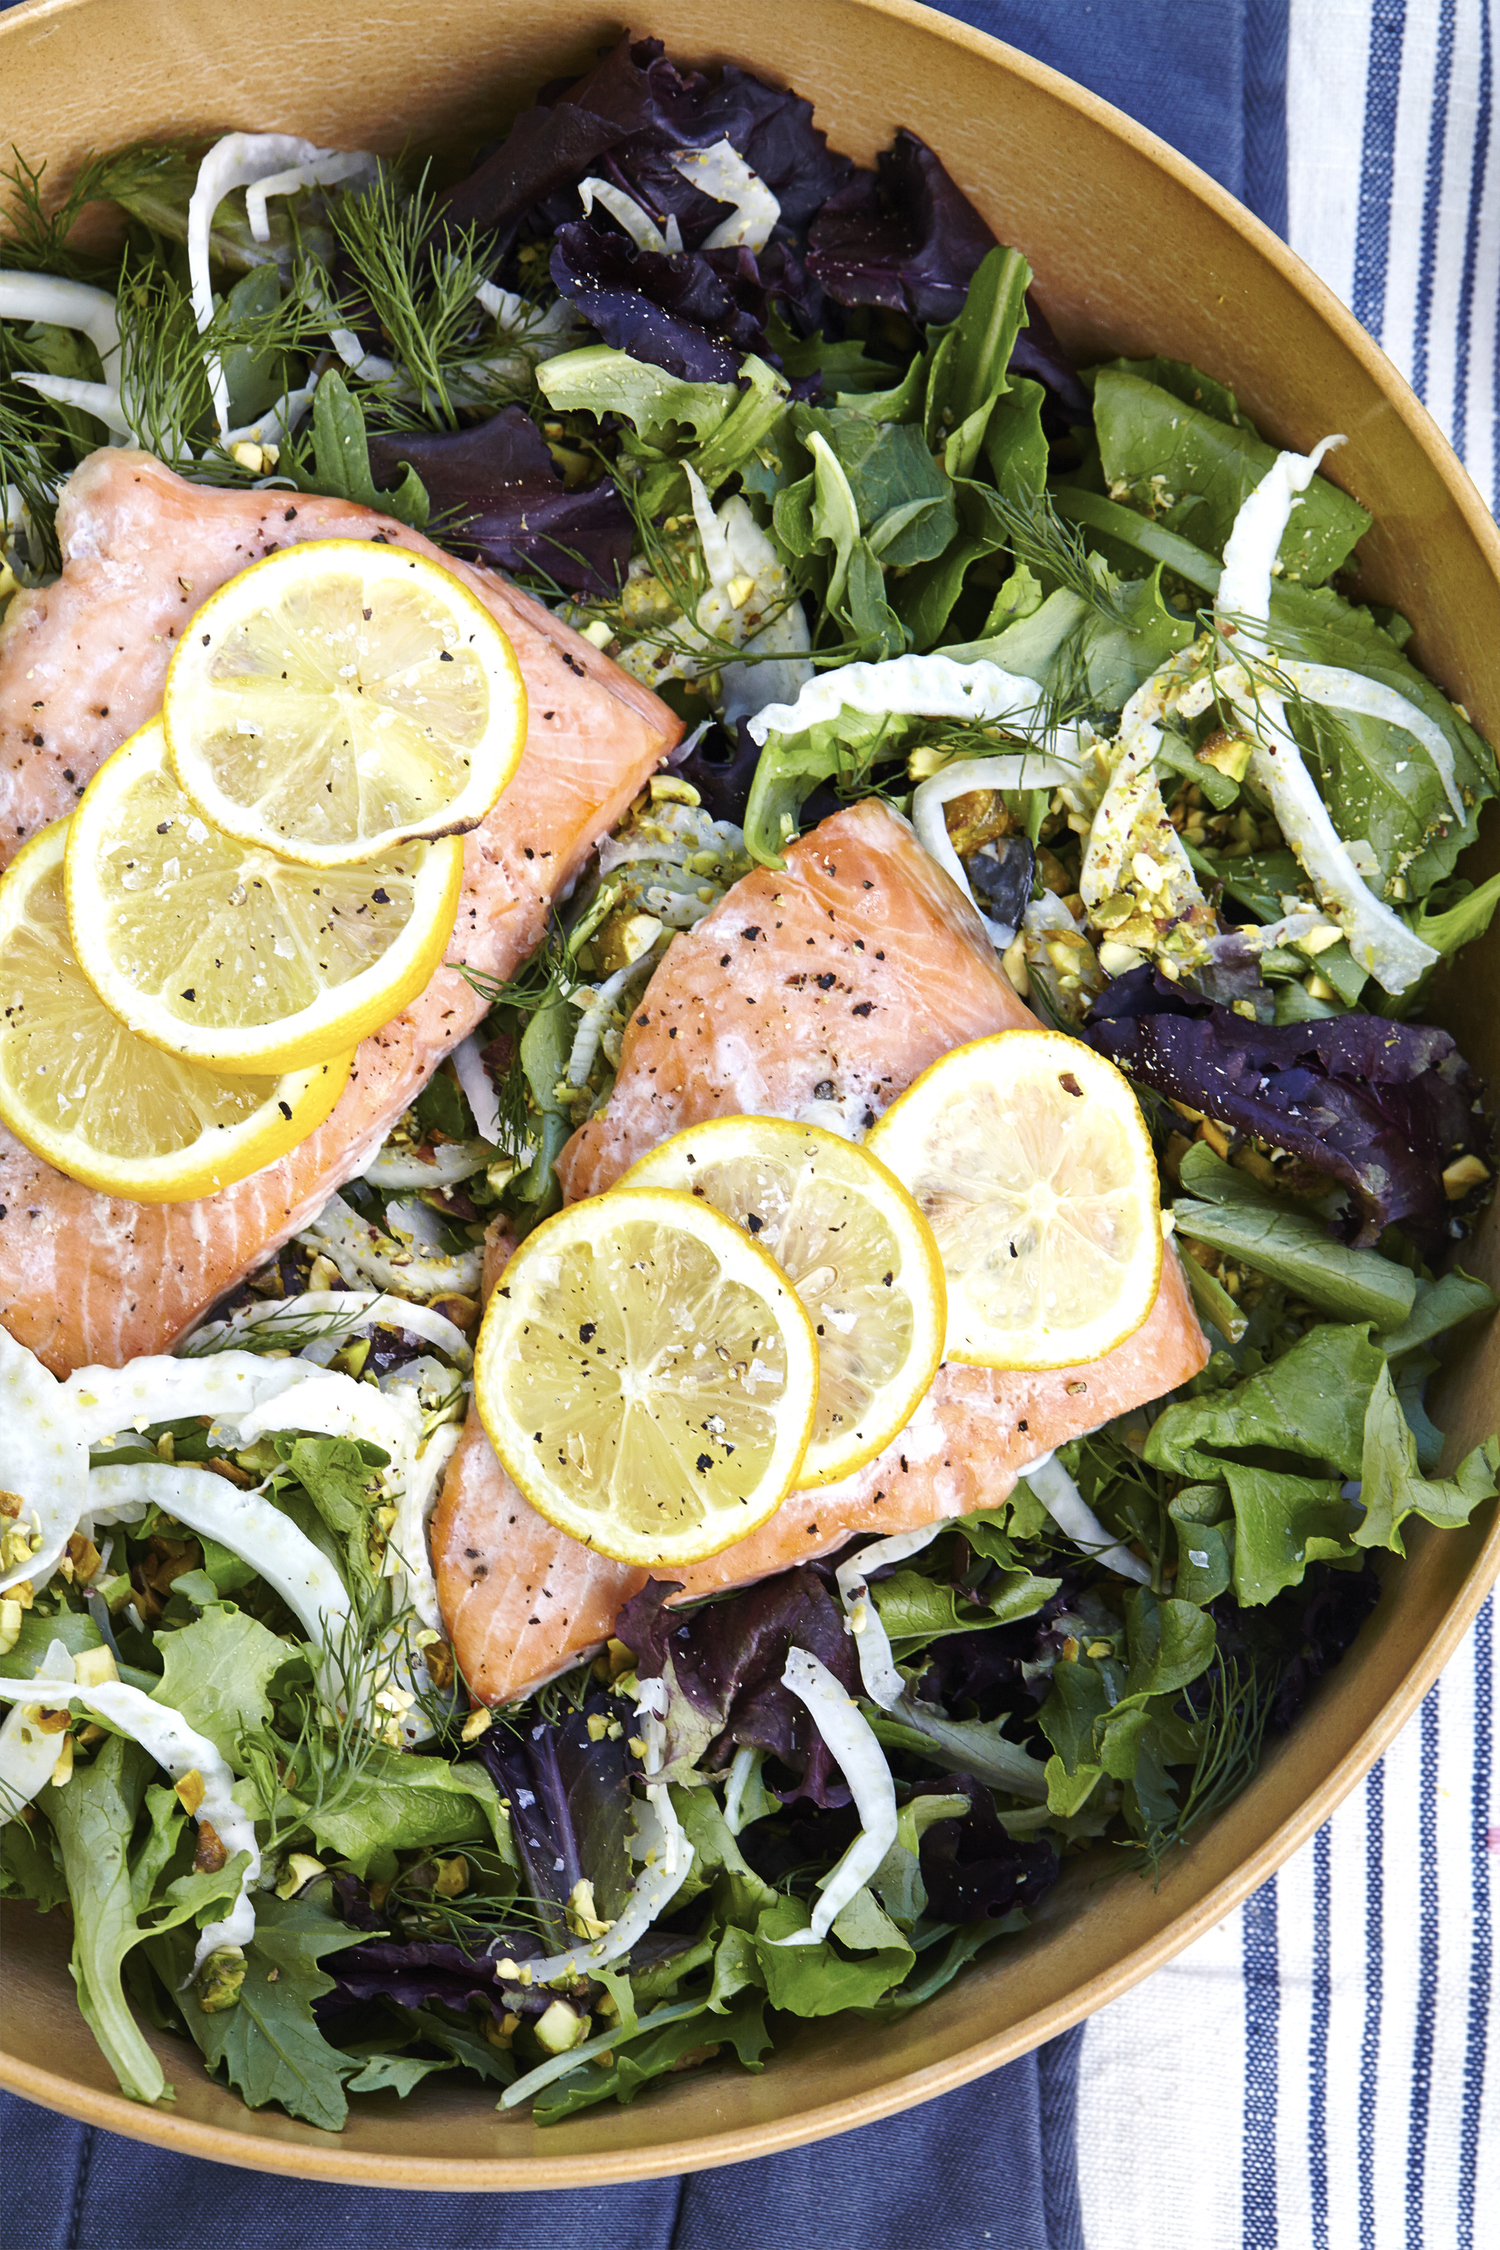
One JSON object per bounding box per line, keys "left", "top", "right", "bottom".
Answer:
{"left": 0, "top": 1816, "right": 69, "bottom": 1912}
{"left": 1052, "top": 484, "right": 1222, "bottom": 592}
{"left": 1410, "top": 867, "right": 1500, "bottom": 956}
{"left": 1377, "top": 1269, "right": 1500, "bottom": 1359}
{"left": 1147, "top": 1322, "right": 1383, "bottom": 1486}
{"left": 0, "top": 1604, "right": 102, "bottom": 1679}
{"left": 752, "top": 1893, "right": 914, "bottom": 2013}
{"left": 532, "top": 1989, "right": 770, "bottom": 2122}
{"left": 395, "top": 2002, "right": 516, "bottom": 2086}
{"left": 1220, "top": 1465, "right": 1355, "bottom": 1602}
{"left": 298, "top": 370, "right": 430, "bottom": 530}
{"left": 344, "top": 2050, "right": 456, "bottom": 2097}
{"left": 1168, "top": 1485, "right": 1234, "bottom": 1604}
{"left": 160, "top": 1888, "right": 368, "bottom": 2132}
{"left": 1355, "top": 1362, "right": 1500, "bottom": 1556}
{"left": 927, "top": 245, "right": 1032, "bottom": 463}
{"left": 1123, "top": 1588, "right": 1217, "bottom": 1699}
{"left": 1091, "top": 367, "right": 1370, "bottom": 582}
{"left": 153, "top": 1605, "right": 300, "bottom": 1764}
{"left": 1171, "top": 1198, "right": 1417, "bottom": 1332}
{"left": 536, "top": 345, "right": 789, "bottom": 514}
{"left": 793, "top": 404, "right": 956, "bottom": 565}
{"left": 42, "top": 1736, "right": 245, "bottom": 2104}
{"left": 287, "top": 1743, "right": 513, "bottom": 1877}
{"left": 871, "top": 1563, "right": 1058, "bottom": 1649}
{"left": 670, "top": 1786, "right": 776, "bottom": 1924}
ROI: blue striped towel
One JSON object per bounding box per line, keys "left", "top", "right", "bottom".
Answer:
{"left": 1066, "top": 12, "right": 1498, "bottom": 2245}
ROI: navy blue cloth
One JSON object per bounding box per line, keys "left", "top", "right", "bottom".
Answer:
{"left": 3, "top": 2034, "right": 1085, "bottom": 2249}
{"left": 0, "top": 2, "right": 1264, "bottom": 2238}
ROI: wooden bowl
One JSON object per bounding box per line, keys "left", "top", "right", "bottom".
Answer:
{"left": 3, "top": 0, "right": 1497, "bottom": 2188}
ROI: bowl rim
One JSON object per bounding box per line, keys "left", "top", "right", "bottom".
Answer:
{"left": 2, "top": 0, "right": 1497, "bottom": 2190}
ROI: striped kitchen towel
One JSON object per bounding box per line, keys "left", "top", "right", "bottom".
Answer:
{"left": 1075, "top": 19, "right": 1497, "bottom": 2245}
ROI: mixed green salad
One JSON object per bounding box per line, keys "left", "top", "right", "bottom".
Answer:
{"left": 3, "top": 34, "right": 1498, "bottom": 2132}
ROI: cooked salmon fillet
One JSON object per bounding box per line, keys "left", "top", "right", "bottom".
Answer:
{"left": 0, "top": 452, "right": 680, "bottom": 1372}
{"left": 433, "top": 803, "right": 1210, "bottom": 1702}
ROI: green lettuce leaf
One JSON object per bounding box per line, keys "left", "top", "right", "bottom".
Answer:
{"left": 536, "top": 345, "right": 789, "bottom": 513}
{"left": 752, "top": 1892, "right": 914, "bottom": 2014}
{"left": 871, "top": 1563, "right": 1059, "bottom": 1650}
{"left": 1146, "top": 1322, "right": 1383, "bottom": 1486}
{"left": 152, "top": 1604, "right": 300, "bottom": 1764}
{"left": 1355, "top": 1362, "right": 1500, "bottom": 1556}
{"left": 42, "top": 1735, "right": 247, "bottom": 2105}
{"left": 154, "top": 1886, "right": 368, "bottom": 2132}
{"left": 0, "top": 1604, "right": 102, "bottom": 1678}
{"left": 1091, "top": 367, "right": 1369, "bottom": 582}
{"left": 1172, "top": 1159, "right": 1416, "bottom": 1330}
{"left": 285, "top": 1743, "right": 514, "bottom": 1877}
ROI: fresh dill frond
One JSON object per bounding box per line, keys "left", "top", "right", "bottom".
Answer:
{"left": 0, "top": 142, "right": 192, "bottom": 276}
{"left": 1129, "top": 1656, "right": 1276, "bottom": 1879}
{"left": 326, "top": 166, "right": 502, "bottom": 430}
{"left": 990, "top": 486, "right": 1134, "bottom": 623}
{"left": 0, "top": 380, "right": 65, "bottom": 573}
{"left": 461, "top": 916, "right": 579, "bottom": 1158}
{"left": 178, "top": 1301, "right": 366, "bottom": 1359}
{"left": 111, "top": 250, "right": 332, "bottom": 473}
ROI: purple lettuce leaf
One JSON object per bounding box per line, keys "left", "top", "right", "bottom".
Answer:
{"left": 910, "top": 1776, "right": 1060, "bottom": 1923}
{"left": 616, "top": 1568, "right": 862, "bottom": 1807}
{"left": 1086, "top": 965, "right": 1493, "bottom": 1250}
{"left": 914, "top": 1575, "right": 1084, "bottom": 1724}
{"left": 440, "top": 36, "right": 850, "bottom": 257}
{"left": 472, "top": 1690, "right": 637, "bottom": 1938}
{"left": 549, "top": 223, "right": 777, "bottom": 381}
{"left": 365, "top": 407, "right": 632, "bottom": 596}
{"left": 807, "top": 129, "right": 997, "bottom": 327}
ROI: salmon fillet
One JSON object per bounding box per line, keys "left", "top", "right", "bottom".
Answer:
{"left": 0, "top": 452, "right": 680, "bottom": 1372}
{"left": 433, "top": 803, "right": 1210, "bottom": 1703}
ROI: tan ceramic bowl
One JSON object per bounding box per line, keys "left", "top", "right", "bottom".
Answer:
{"left": 3, "top": 0, "right": 1497, "bottom": 2188}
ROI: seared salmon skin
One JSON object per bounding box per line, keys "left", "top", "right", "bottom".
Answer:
{"left": 433, "top": 803, "right": 1210, "bottom": 1702}
{"left": 0, "top": 452, "right": 680, "bottom": 1372}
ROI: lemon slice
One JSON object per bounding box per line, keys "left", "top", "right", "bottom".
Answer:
{"left": 0, "top": 821, "right": 352, "bottom": 1201}
{"left": 163, "top": 539, "right": 527, "bottom": 869}
{"left": 65, "top": 719, "right": 463, "bottom": 1074}
{"left": 473, "top": 1187, "right": 819, "bottom": 1567}
{"left": 865, "top": 1030, "right": 1162, "bottom": 1371}
{"left": 619, "top": 1116, "right": 947, "bottom": 1488}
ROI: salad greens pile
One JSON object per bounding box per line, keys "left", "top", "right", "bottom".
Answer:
{"left": 3, "top": 31, "right": 1498, "bottom": 2132}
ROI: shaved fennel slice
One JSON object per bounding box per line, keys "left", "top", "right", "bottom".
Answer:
{"left": 1079, "top": 652, "right": 1216, "bottom": 937}
{"left": 0, "top": 273, "right": 121, "bottom": 377}
{"left": 0, "top": 1671, "right": 260, "bottom": 1967}
{"left": 89, "top": 1465, "right": 349, "bottom": 1653}
{"left": 65, "top": 1351, "right": 316, "bottom": 1448}
{"left": 1216, "top": 434, "right": 1346, "bottom": 649}
{"left": 565, "top": 950, "right": 664, "bottom": 1090}
{"left": 385, "top": 1423, "right": 462, "bottom": 1632}
{"left": 1232, "top": 682, "right": 1440, "bottom": 992}
{"left": 835, "top": 1524, "right": 945, "bottom": 1708}
{"left": 0, "top": 1639, "right": 75, "bottom": 1825}
{"left": 187, "top": 134, "right": 334, "bottom": 430}
{"left": 298, "top": 1193, "right": 483, "bottom": 1297}
{"left": 15, "top": 371, "right": 134, "bottom": 440}
{"left": 180, "top": 1289, "right": 474, "bottom": 1370}
{"left": 243, "top": 150, "right": 378, "bottom": 240}
{"left": 234, "top": 1369, "right": 422, "bottom": 1460}
{"left": 769, "top": 1648, "right": 898, "bottom": 1946}
{"left": 1020, "top": 1452, "right": 1150, "bottom": 1583}
{"left": 668, "top": 138, "right": 780, "bottom": 251}
{"left": 0, "top": 1327, "right": 88, "bottom": 1598}
{"left": 577, "top": 178, "right": 684, "bottom": 255}
{"left": 677, "top": 468, "right": 813, "bottom": 722}
{"left": 746, "top": 652, "right": 1076, "bottom": 752}
{"left": 450, "top": 1033, "right": 503, "bottom": 1147}
{"left": 359, "top": 1140, "right": 496, "bottom": 1190}
{"left": 1274, "top": 658, "right": 1465, "bottom": 822}
{"left": 913, "top": 753, "right": 1075, "bottom": 945}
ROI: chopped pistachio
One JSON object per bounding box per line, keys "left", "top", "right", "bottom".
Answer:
{"left": 0, "top": 1599, "right": 22, "bottom": 1657}
{"left": 175, "top": 1769, "right": 207, "bottom": 1818}
{"left": 433, "top": 1855, "right": 469, "bottom": 1899}
{"left": 1442, "top": 1154, "right": 1491, "bottom": 1199}
{"left": 460, "top": 1707, "right": 493, "bottom": 1743}
{"left": 196, "top": 1946, "right": 247, "bottom": 2014}
{"left": 72, "top": 1645, "right": 119, "bottom": 1690}
{"left": 534, "top": 1999, "right": 590, "bottom": 2056}
{"left": 276, "top": 1852, "right": 327, "bottom": 1898}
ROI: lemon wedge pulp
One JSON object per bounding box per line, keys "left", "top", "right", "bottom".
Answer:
{"left": 865, "top": 1029, "right": 1162, "bottom": 1371}
{"left": 0, "top": 821, "right": 352, "bottom": 1201}
{"left": 473, "top": 1187, "right": 819, "bottom": 1568}
{"left": 621, "top": 1115, "right": 946, "bottom": 1487}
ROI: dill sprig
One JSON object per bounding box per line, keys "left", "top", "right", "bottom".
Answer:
{"left": 325, "top": 167, "right": 504, "bottom": 430}
{"left": 1130, "top": 1656, "right": 1277, "bottom": 1878}
{"left": 0, "top": 142, "right": 191, "bottom": 276}
{"left": 461, "top": 917, "right": 579, "bottom": 1158}
{"left": 178, "top": 1301, "right": 368, "bottom": 1359}
{"left": 113, "top": 251, "right": 331, "bottom": 473}
{"left": 990, "top": 485, "right": 1135, "bottom": 623}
